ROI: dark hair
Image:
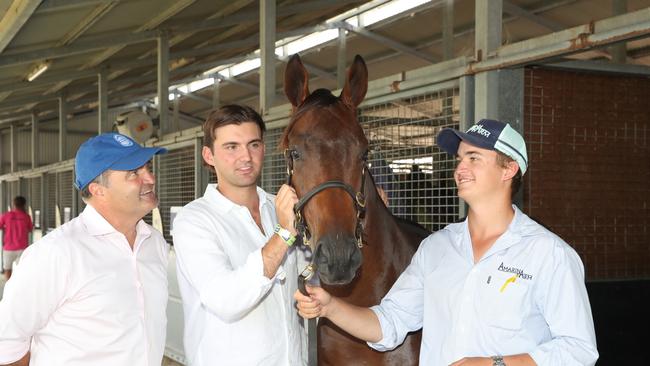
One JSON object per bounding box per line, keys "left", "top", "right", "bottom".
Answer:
{"left": 13, "top": 196, "right": 27, "bottom": 211}
{"left": 202, "top": 104, "right": 266, "bottom": 149}
{"left": 496, "top": 152, "right": 522, "bottom": 199}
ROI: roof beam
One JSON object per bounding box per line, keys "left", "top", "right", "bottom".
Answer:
{"left": 175, "top": 89, "right": 212, "bottom": 106}
{"left": 58, "top": 1, "right": 120, "bottom": 46}
{"left": 0, "top": 0, "right": 41, "bottom": 52}
{"left": 126, "top": 0, "right": 255, "bottom": 71}
{"left": 0, "top": 1, "right": 121, "bottom": 104}
{"left": 502, "top": 0, "right": 564, "bottom": 31}
{"left": 35, "top": 0, "right": 106, "bottom": 14}
{"left": 340, "top": 22, "right": 437, "bottom": 63}
{"left": 472, "top": 6, "right": 650, "bottom": 72}
{"left": 0, "top": 0, "right": 360, "bottom": 70}
{"left": 215, "top": 75, "right": 258, "bottom": 93}
{"left": 0, "top": 30, "right": 159, "bottom": 68}
{"left": 80, "top": 0, "right": 196, "bottom": 69}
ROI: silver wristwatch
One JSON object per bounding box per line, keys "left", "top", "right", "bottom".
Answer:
{"left": 491, "top": 356, "right": 506, "bottom": 366}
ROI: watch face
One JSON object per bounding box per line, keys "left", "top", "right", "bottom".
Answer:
{"left": 491, "top": 356, "right": 505, "bottom": 366}
{"left": 280, "top": 230, "right": 291, "bottom": 241}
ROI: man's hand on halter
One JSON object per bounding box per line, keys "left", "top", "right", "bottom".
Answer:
{"left": 275, "top": 184, "right": 298, "bottom": 236}
{"left": 294, "top": 285, "right": 333, "bottom": 319}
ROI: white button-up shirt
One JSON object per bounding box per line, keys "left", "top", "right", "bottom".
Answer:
{"left": 369, "top": 205, "right": 598, "bottom": 365}
{"left": 172, "top": 184, "right": 307, "bottom": 366}
{"left": 0, "top": 205, "right": 168, "bottom": 366}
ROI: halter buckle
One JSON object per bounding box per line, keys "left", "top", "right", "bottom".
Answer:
{"left": 299, "top": 263, "right": 317, "bottom": 281}
{"left": 355, "top": 192, "right": 366, "bottom": 208}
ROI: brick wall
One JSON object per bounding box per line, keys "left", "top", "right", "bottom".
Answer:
{"left": 523, "top": 67, "right": 649, "bottom": 280}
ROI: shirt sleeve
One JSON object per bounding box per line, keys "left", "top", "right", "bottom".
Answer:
{"left": 0, "top": 241, "right": 69, "bottom": 363}
{"left": 367, "top": 239, "right": 427, "bottom": 351}
{"left": 529, "top": 241, "right": 599, "bottom": 365}
{"left": 172, "top": 211, "right": 275, "bottom": 323}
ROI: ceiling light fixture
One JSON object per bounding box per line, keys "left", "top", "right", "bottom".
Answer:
{"left": 26, "top": 60, "right": 51, "bottom": 82}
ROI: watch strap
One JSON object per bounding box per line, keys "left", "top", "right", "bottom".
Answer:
{"left": 274, "top": 224, "right": 296, "bottom": 246}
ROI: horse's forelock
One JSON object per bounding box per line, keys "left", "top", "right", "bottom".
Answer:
{"left": 279, "top": 88, "right": 347, "bottom": 150}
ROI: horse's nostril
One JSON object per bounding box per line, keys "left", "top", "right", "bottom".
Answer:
{"left": 314, "top": 236, "right": 363, "bottom": 285}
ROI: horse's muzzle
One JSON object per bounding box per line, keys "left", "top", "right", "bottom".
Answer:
{"left": 314, "top": 235, "right": 363, "bottom": 285}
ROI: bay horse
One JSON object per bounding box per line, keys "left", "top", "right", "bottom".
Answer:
{"left": 281, "top": 54, "right": 430, "bottom": 365}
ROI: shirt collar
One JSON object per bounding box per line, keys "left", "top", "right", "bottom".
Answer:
{"left": 204, "top": 184, "right": 272, "bottom": 214}
{"left": 454, "top": 204, "right": 525, "bottom": 261}
{"left": 479, "top": 205, "right": 525, "bottom": 258}
{"left": 81, "top": 204, "right": 152, "bottom": 239}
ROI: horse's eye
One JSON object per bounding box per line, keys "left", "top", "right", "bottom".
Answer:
{"left": 290, "top": 149, "right": 301, "bottom": 160}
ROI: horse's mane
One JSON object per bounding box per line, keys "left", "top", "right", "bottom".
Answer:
{"left": 279, "top": 88, "right": 341, "bottom": 150}
{"left": 366, "top": 171, "right": 432, "bottom": 249}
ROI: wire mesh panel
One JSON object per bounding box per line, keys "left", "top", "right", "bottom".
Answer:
{"left": 156, "top": 145, "right": 196, "bottom": 244}
{"left": 359, "top": 88, "right": 461, "bottom": 231}
{"left": 58, "top": 170, "right": 74, "bottom": 224}
{"left": 259, "top": 86, "right": 461, "bottom": 232}
{"left": 7, "top": 181, "right": 20, "bottom": 210}
{"left": 45, "top": 173, "right": 57, "bottom": 231}
{"left": 524, "top": 67, "right": 650, "bottom": 280}
{"left": 28, "top": 176, "right": 42, "bottom": 229}
{"left": 261, "top": 126, "right": 287, "bottom": 194}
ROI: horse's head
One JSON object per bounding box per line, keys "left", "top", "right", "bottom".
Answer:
{"left": 281, "top": 54, "right": 368, "bottom": 285}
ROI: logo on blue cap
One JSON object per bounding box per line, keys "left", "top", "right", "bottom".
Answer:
{"left": 74, "top": 133, "right": 167, "bottom": 190}
{"left": 114, "top": 134, "right": 134, "bottom": 147}
{"left": 437, "top": 119, "right": 528, "bottom": 175}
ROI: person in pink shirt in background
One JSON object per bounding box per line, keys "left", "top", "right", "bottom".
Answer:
{"left": 0, "top": 196, "right": 33, "bottom": 281}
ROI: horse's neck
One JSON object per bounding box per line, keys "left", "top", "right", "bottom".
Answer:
{"left": 364, "top": 187, "right": 417, "bottom": 268}
{"left": 347, "top": 174, "right": 421, "bottom": 302}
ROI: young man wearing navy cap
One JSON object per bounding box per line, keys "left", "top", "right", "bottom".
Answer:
{"left": 295, "top": 119, "right": 598, "bottom": 365}
{"left": 0, "top": 133, "right": 168, "bottom": 366}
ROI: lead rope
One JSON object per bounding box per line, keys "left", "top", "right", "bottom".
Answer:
{"left": 285, "top": 151, "right": 318, "bottom": 366}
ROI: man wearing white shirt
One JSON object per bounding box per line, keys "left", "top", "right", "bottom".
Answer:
{"left": 0, "top": 133, "right": 168, "bottom": 366}
{"left": 296, "top": 119, "right": 599, "bottom": 366}
{"left": 172, "top": 105, "right": 307, "bottom": 365}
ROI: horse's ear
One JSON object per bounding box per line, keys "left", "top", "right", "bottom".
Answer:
{"left": 284, "top": 54, "right": 310, "bottom": 109}
{"left": 340, "top": 55, "right": 368, "bottom": 108}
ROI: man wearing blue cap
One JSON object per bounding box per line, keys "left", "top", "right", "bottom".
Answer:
{"left": 0, "top": 133, "right": 168, "bottom": 366}
{"left": 295, "top": 119, "right": 598, "bottom": 365}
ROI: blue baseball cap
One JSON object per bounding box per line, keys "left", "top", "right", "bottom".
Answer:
{"left": 74, "top": 133, "right": 167, "bottom": 190}
{"left": 437, "top": 119, "right": 528, "bottom": 175}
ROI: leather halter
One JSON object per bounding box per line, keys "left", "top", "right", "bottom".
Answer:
{"left": 283, "top": 141, "right": 368, "bottom": 366}
{"left": 284, "top": 148, "right": 368, "bottom": 251}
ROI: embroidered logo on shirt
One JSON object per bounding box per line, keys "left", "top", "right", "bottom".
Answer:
{"left": 499, "top": 275, "right": 517, "bottom": 292}
{"left": 497, "top": 262, "right": 532, "bottom": 280}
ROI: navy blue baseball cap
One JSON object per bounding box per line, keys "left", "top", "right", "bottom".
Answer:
{"left": 74, "top": 133, "right": 167, "bottom": 190}
{"left": 437, "top": 119, "right": 528, "bottom": 175}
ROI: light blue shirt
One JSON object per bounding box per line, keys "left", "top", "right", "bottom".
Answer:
{"left": 369, "top": 205, "right": 598, "bottom": 365}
